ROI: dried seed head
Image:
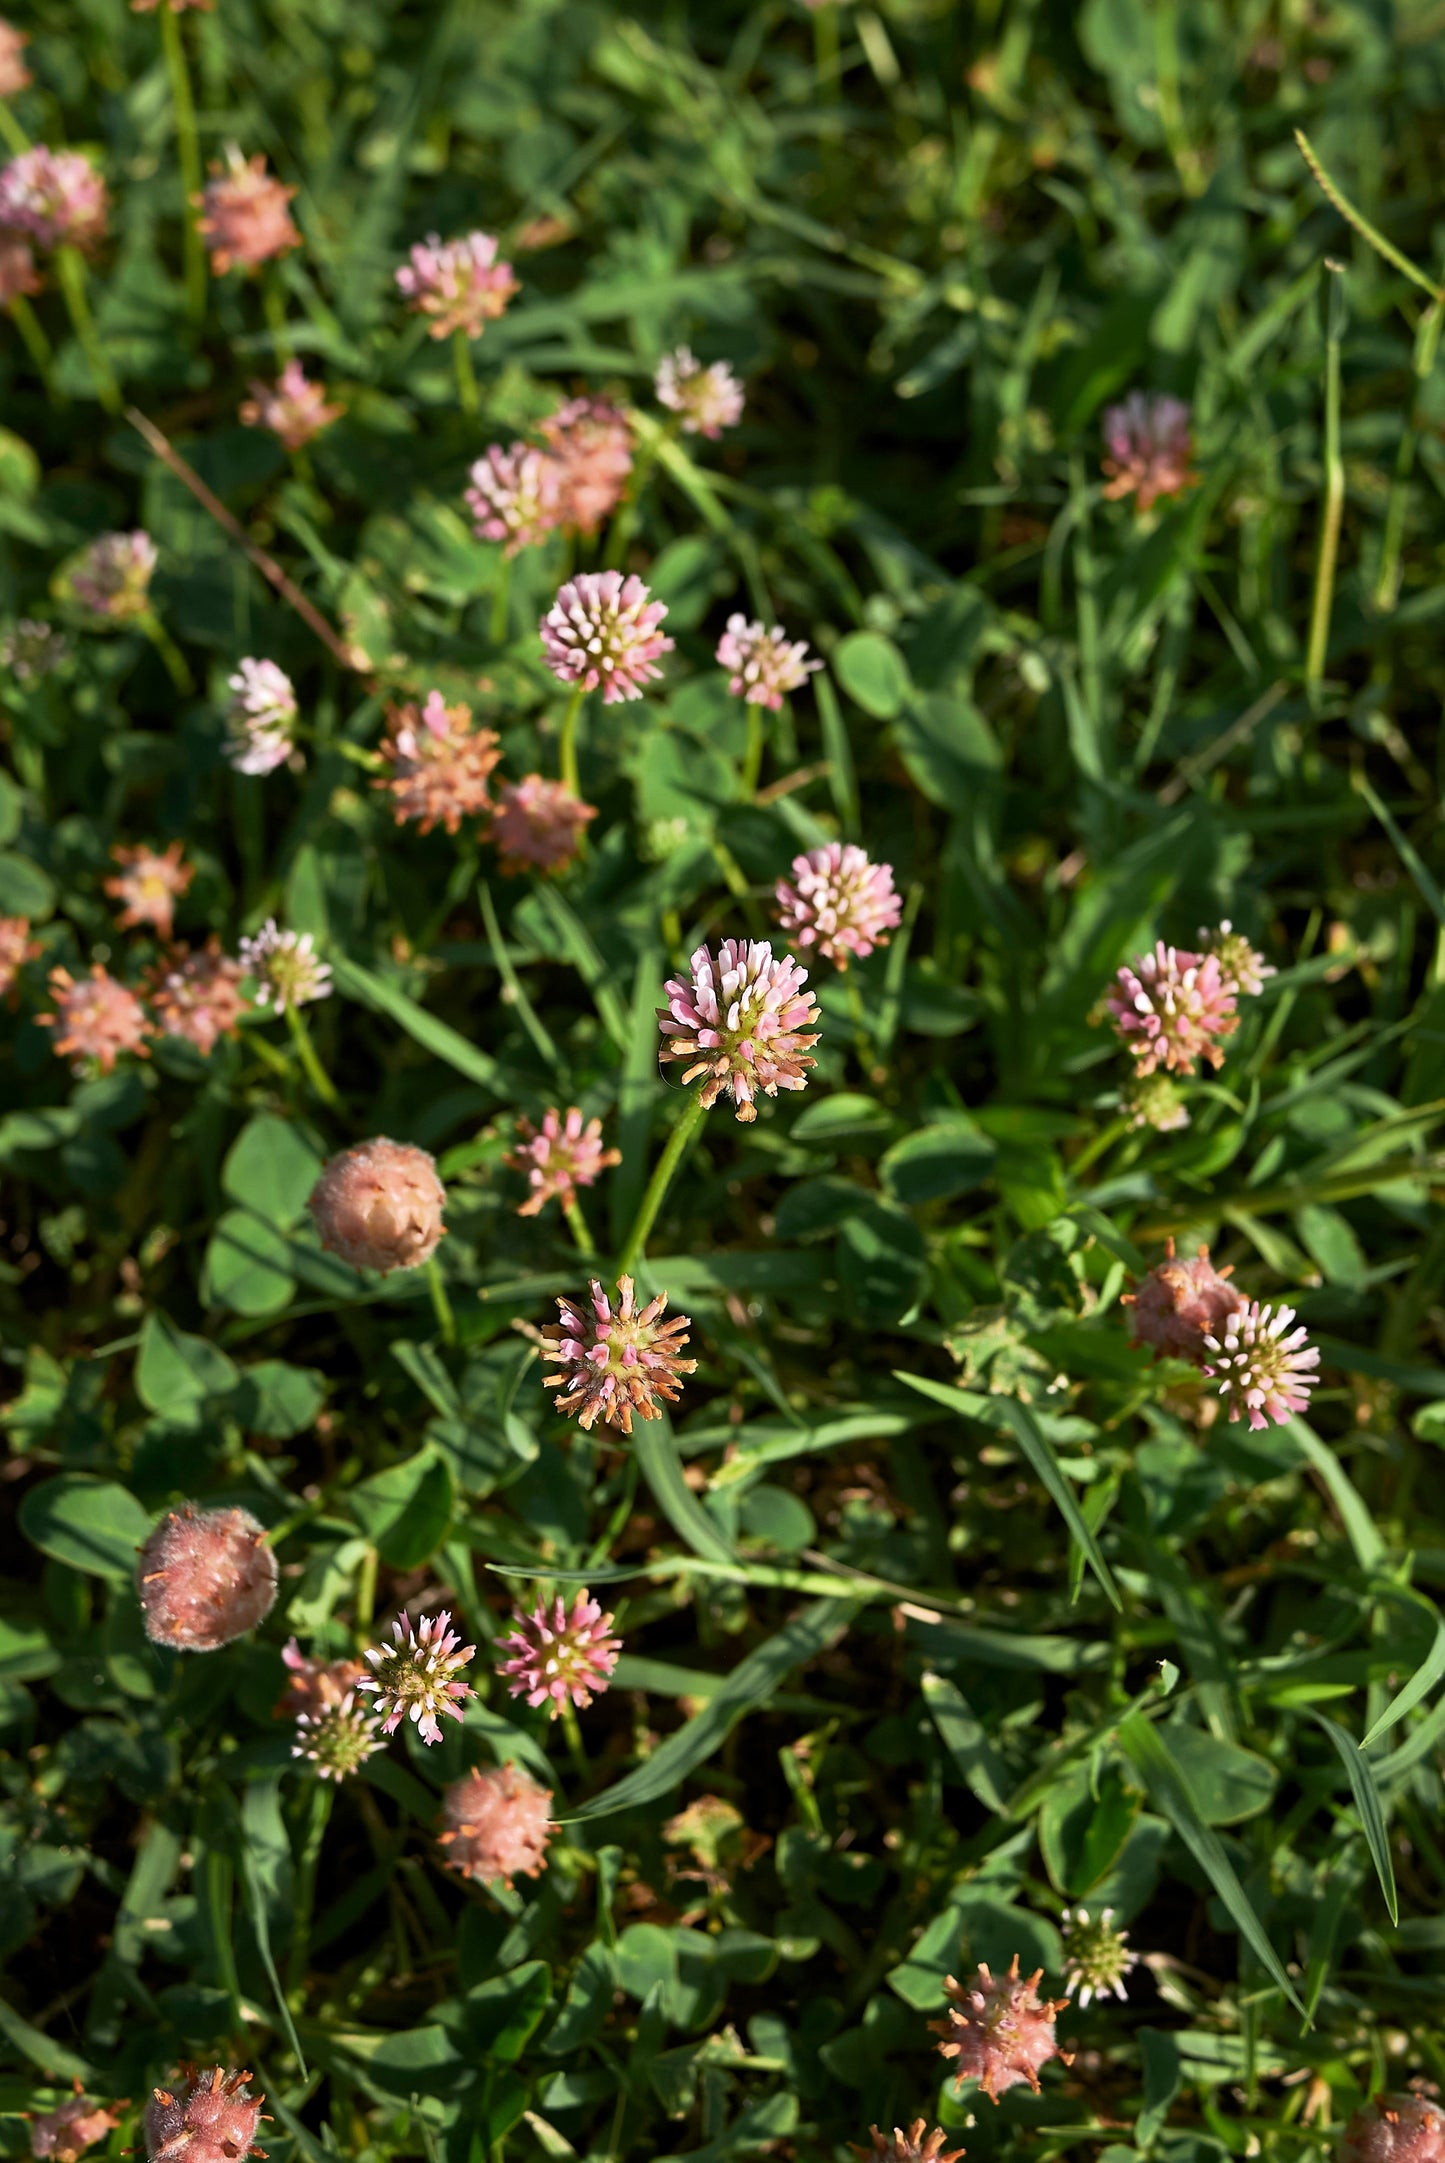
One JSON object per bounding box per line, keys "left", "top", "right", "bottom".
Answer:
{"left": 240, "top": 358, "right": 343, "bottom": 451}
{"left": 137, "top": 1505, "right": 278, "bottom": 1652}
{"left": 307, "top": 1136, "right": 447, "bottom": 1275}
{"left": 438, "top": 1764, "right": 554, "bottom": 1885}
{"left": 659, "top": 938, "right": 820, "bottom": 1121}
{"left": 855, "top": 2126, "right": 966, "bottom": 2163}
{"left": 489, "top": 774, "right": 596, "bottom": 876}
{"left": 496, "top": 1590, "right": 621, "bottom": 1718}
{"left": 143, "top": 2068, "right": 266, "bottom": 2163}
{"left": 929, "top": 1955, "right": 1072, "bottom": 2103}
{"left": 505, "top": 1107, "right": 620, "bottom": 1217}
{"left": 1341, "top": 2098, "right": 1445, "bottom": 2163}
{"left": 1122, "top": 1238, "right": 1242, "bottom": 1363}
{"left": 376, "top": 691, "right": 502, "bottom": 834}
{"left": 358, "top": 1608, "right": 475, "bottom": 1746}
{"left": 540, "top": 1274, "right": 696, "bottom": 1434}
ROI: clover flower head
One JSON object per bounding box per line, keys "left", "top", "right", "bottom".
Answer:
{"left": 540, "top": 572, "right": 672, "bottom": 702}
{"left": 239, "top": 920, "right": 331, "bottom": 1012}
{"left": 143, "top": 2069, "right": 266, "bottom": 2163}
{"left": 0, "top": 915, "right": 40, "bottom": 998}
{"left": 496, "top": 1589, "right": 621, "bottom": 1717}
{"left": 241, "top": 358, "right": 343, "bottom": 451}
{"left": 857, "top": 2127, "right": 966, "bottom": 2163}
{"left": 1342, "top": 2098, "right": 1445, "bottom": 2163}
{"left": 1202, "top": 1298, "right": 1320, "bottom": 1430}
{"left": 196, "top": 146, "right": 299, "bottom": 273}
{"left": 145, "top": 940, "right": 249, "bottom": 1055}
{"left": 395, "top": 230, "right": 518, "bottom": 340}
{"left": 438, "top": 1764, "right": 554, "bottom": 1885}
{"left": 29, "top": 2087, "right": 126, "bottom": 2163}
{"left": 1061, "top": 1906, "right": 1138, "bottom": 2007}
{"left": 307, "top": 1136, "right": 448, "bottom": 1274}
{"left": 359, "top": 1608, "right": 475, "bottom": 1745}
{"left": 774, "top": 843, "right": 901, "bottom": 969}
{"left": 293, "top": 1691, "right": 386, "bottom": 1782}
{"left": 0, "top": 234, "right": 39, "bottom": 304}
{"left": 1123, "top": 1070, "right": 1190, "bottom": 1132}
{"left": 1123, "top": 1237, "right": 1243, "bottom": 1362}
{"left": 137, "top": 1504, "right": 278, "bottom": 1651}
{"left": 1203, "top": 919, "right": 1275, "bottom": 1000}
{"left": 1, "top": 617, "right": 64, "bottom": 678}
{"left": 660, "top": 937, "right": 820, "bottom": 1121}
{"left": 1105, "top": 941, "right": 1236, "bottom": 1077}
{"left": 275, "top": 1637, "right": 366, "bottom": 1720}
{"left": 376, "top": 690, "right": 502, "bottom": 833}
{"left": 224, "top": 658, "right": 298, "bottom": 775}
{"left": 1101, "top": 391, "right": 1197, "bottom": 513}
{"left": 489, "top": 773, "right": 596, "bottom": 876}
{"left": 541, "top": 1274, "right": 696, "bottom": 1435}
{"left": 0, "top": 18, "right": 31, "bottom": 97}
{"left": 38, "top": 964, "right": 150, "bottom": 1073}
{"left": 131, "top": 0, "right": 213, "bottom": 12}
{"left": 505, "top": 1107, "right": 621, "bottom": 1217}
{"left": 0, "top": 146, "right": 108, "bottom": 249}
{"left": 930, "top": 1955, "right": 1072, "bottom": 2103}
{"left": 539, "top": 396, "right": 633, "bottom": 534}
{"left": 655, "top": 346, "right": 745, "bottom": 437}
{"left": 104, "top": 840, "right": 193, "bottom": 941}
{"left": 465, "top": 442, "right": 563, "bottom": 555}
{"left": 70, "top": 531, "right": 156, "bottom": 621}
{"left": 715, "top": 614, "right": 821, "bottom": 711}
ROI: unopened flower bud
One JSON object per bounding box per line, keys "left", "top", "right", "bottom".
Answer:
{"left": 307, "top": 1137, "right": 447, "bottom": 1275}
{"left": 136, "top": 1504, "right": 277, "bottom": 1651}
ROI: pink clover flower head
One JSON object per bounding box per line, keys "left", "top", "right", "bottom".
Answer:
{"left": 496, "top": 1588, "right": 621, "bottom": 1717}
{"left": 275, "top": 1637, "right": 365, "bottom": 1720}
{"left": 929, "top": 1955, "right": 1072, "bottom": 2103}
{"left": 104, "top": 840, "right": 193, "bottom": 941}
{"left": 540, "top": 571, "right": 672, "bottom": 703}
{"left": 307, "top": 1136, "right": 447, "bottom": 1274}
{"left": 1060, "top": 1906, "right": 1137, "bottom": 2007}
{"left": 145, "top": 939, "right": 249, "bottom": 1055}
{"left": 505, "top": 1107, "right": 620, "bottom": 1217}
{"left": 292, "top": 1690, "right": 385, "bottom": 1782}
{"left": 0, "top": 18, "right": 31, "bottom": 97}
{"left": 359, "top": 1608, "right": 475, "bottom": 1745}
{"left": 1, "top": 618, "right": 63, "bottom": 680}
{"left": 1342, "top": 2099, "right": 1445, "bottom": 2163}
{"left": 224, "top": 658, "right": 298, "bottom": 774}
{"left": 774, "top": 842, "right": 902, "bottom": 970}
{"left": 859, "top": 2128, "right": 965, "bottom": 2163}
{"left": 655, "top": 346, "right": 745, "bottom": 437}
{"left": 1122, "top": 1237, "right": 1243, "bottom": 1363}
{"left": 1105, "top": 940, "right": 1236, "bottom": 1077}
{"left": 1123, "top": 1070, "right": 1189, "bottom": 1132}
{"left": 239, "top": 919, "right": 331, "bottom": 1012}
{"left": 70, "top": 530, "right": 156, "bottom": 621}
{"left": 539, "top": 396, "right": 633, "bottom": 535}
{"left": 1202, "top": 1299, "right": 1320, "bottom": 1430}
{"left": 465, "top": 442, "right": 562, "bottom": 554}
{"left": 395, "top": 230, "right": 518, "bottom": 340}
{"left": 1101, "top": 391, "right": 1197, "bottom": 513}
{"left": 196, "top": 146, "right": 299, "bottom": 273}
{"left": 540, "top": 1273, "right": 696, "bottom": 1435}
{"left": 143, "top": 2069, "right": 266, "bottom": 2163}
{"left": 0, "top": 147, "right": 108, "bottom": 250}
{"left": 1203, "top": 918, "right": 1275, "bottom": 1000}
{"left": 37, "top": 964, "right": 149, "bottom": 1073}
{"left": 29, "top": 2092, "right": 125, "bottom": 2163}
{"left": 136, "top": 1504, "right": 278, "bottom": 1652}
{"left": 240, "top": 357, "right": 343, "bottom": 452}
{"left": 0, "top": 233, "right": 39, "bottom": 304}
{"left": 715, "top": 613, "right": 821, "bottom": 711}
{"left": 376, "top": 691, "right": 502, "bottom": 834}
{"left": 0, "top": 915, "right": 40, "bottom": 998}
{"left": 659, "top": 937, "right": 820, "bottom": 1121}
{"left": 490, "top": 773, "right": 596, "bottom": 876}
{"left": 438, "top": 1764, "right": 554, "bottom": 1886}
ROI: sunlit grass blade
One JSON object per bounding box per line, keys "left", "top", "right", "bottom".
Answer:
{"left": 1309, "top": 1710, "right": 1398, "bottom": 1925}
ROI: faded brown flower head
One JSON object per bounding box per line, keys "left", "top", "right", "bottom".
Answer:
{"left": 930, "top": 1955, "right": 1071, "bottom": 2103}
{"left": 137, "top": 1504, "right": 278, "bottom": 1652}
{"left": 489, "top": 774, "right": 596, "bottom": 876}
{"left": 1341, "top": 2098, "right": 1445, "bottom": 2163}
{"left": 856, "top": 2127, "right": 965, "bottom": 2163}
{"left": 307, "top": 1136, "right": 447, "bottom": 1274}
{"left": 540, "top": 395, "right": 633, "bottom": 535}
{"left": 505, "top": 1106, "right": 620, "bottom": 1217}
{"left": 144, "top": 939, "right": 249, "bottom": 1056}
{"left": 0, "top": 915, "right": 40, "bottom": 998}
{"left": 376, "top": 690, "right": 502, "bottom": 835}
{"left": 240, "top": 359, "right": 343, "bottom": 451}
{"left": 1122, "top": 1237, "right": 1242, "bottom": 1362}
{"left": 29, "top": 2086, "right": 126, "bottom": 2163}
{"left": 0, "top": 17, "right": 31, "bottom": 96}
{"left": 104, "top": 840, "right": 193, "bottom": 941}
{"left": 37, "top": 964, "right": 150, "bottom": 1073}
{"left": 144, "top": 2069, "right": 266, "bottom": 2163}
{"left": 196, "top": 147, "right": 299, "bottom": 273}
{"left": 274, "top": 1637, "right": 365, "bottom": 1721}
{"left": 438, "top": 1764, "right": 554, "bottom": 1886}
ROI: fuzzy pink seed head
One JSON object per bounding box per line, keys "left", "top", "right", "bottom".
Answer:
{"left": 1203, "top": 919, "right": 1275, "bottom": 1000}
{"left": 376, "top": 691, "right": 502, "bottom": 834}
{"left": 358, "top": 1608, "right": 475, "bottom": 1745}
{"left": 1105, "top": 941, "right": 1236, "bottom": 1077}
{"left": 539, "top": 396, "right": 633, "bottom": 535}
{"left": 659, "top": 937, "right": 820, "bottom": 1122}
{"left": 0, "top": 147, "right": 108, "bottom": 250}
{"left": 137, "top": 1505, "right": 278, "bottom": 1652}
{"left": 540, "top": 1274, "right": 696, "bottom": 1435}
{"left": 0, "top": 232, "right": 39, "bottom": 304}
{"left": 29, "top": 2091, "right": 125, "bottom": 2163}
{"left": 857, "top": 2127, "right": 966, "bottom": 2163}
{"left": 539, "top": 572, "right": 673, "bottom": 703}
{"left": 224, "top": 659, "right": 297, "bottom": 775}
{"left": 655, "top": 346, "right": 745, "bottom": 438}
{"left": 497, "top": 1589, "right": 621, "bottom": 1718}
{"left": 438, "top": 1764, "right": 554, "bottom": 1885}
{"left": 38, "top": 965, "right": 150, "bottom": 1073}
{"left": 1202, "top": 1298, "right": 1320, "bottom": 1430}
{"left": 1122, "top": 1238, "right": 1243, "bottom": 1363}
{"left": 240, "top": 358, "right": 343, "bottom": 451}
{"left": 143, "top": 2068, "right": 266, "bottom": 2163}
{"left": 465, "top": 442, "right": 563, "bottom": 554}
{"left": 196, "top": 147, "right": 299, "bottom": 273}
{"left": 1341, "top": 2099, "right": 1445, "bottom": 2163}
{"left": 774, "top": 843, "right": 902, "bottom": 969}
{"left": 930, "top": 1955, "right": 1072, "bottom": 2103}
{"left": 0, "top": 916, "right": 39, "bottom": 998}
{"left": 307, "top": 1136, "right": 446, "bottom": 1275}
{"left": 0, "top": 18, "right": 30, "bottom": 96}
{"left": 489, "top": 774, "right": 596, "bottom": 876}
{"left": 715, "top": 614, "right": 821, "bottom": 711}
{"left": 104, "top": 841, "right": 193, "bottom": 941}
{"left": 395, "top": 230, "right": 518, "bottom": 340}
{"left": 505, "top": 1106, "right": 620, "bottom": 1217}
{"left": 1101, "top": 391, "right": 1197, "bottom": 513}
{"left": 69, "top": 531, "right": 157, "bottom": 620}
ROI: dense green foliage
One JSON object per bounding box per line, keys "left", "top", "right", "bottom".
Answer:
{"left": 4, "top": 5, "right": 1445, "bottom": 2163}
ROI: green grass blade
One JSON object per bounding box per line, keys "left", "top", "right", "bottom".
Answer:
{"left": 1360, "top": 1592, "right": 1445, "bottom": 1748}
{"left": 632, "top": 1418, "right": 737, "bottom": 1564}
{"left": 922, "top": 1669, "right": 1012, "bottom": 1813}
{"left": 332, "top": 956, "right": 500, "bottom": 1089}
{"left": 1309, "top": 1710, "right": 1398, "bottom": 1925}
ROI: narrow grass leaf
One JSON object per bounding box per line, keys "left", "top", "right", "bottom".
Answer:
{"left": 333, "top": 956, "right": 499, "bottom": 1089}
{"left": 1310, "top": 1710, "right": 1398, "bottom": 1924}
{"left": 633, "top": 1418, "right": 737, "bottom": 1564}
{"left": 922, "top": 1670, "right": 1012, "bottom": 1813}
{"left": 1360, "top": 1592, "right": 1445, "bottom": 1748}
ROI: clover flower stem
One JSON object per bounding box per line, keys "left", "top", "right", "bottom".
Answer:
{"left": 741, "top": 700, "right": 766, "bottom": 796}
{"left": 9, "top": 294, "right": 60, "bottom": 400}
{"left": 616, "top": 1087, "right": 709, "bottom": 1278}
{"left": 708, "top": 839, "right": 762, "bottom": 937}
{"left": 1375, "top": 296, "right": 1443, "bottom": 612}
{"left": 285, "top": 1777, "right": 334, "bottom": 1995}
{"left": 285, "top": 997, "right": 342, "bottom": 1111}
{"left": 55, "top": 246, "right": 121, "bottom": 413}
{"left": 139, "top": 610, "right": 194, "bottom": 694}
{"left": 262, "top": 271, "right": 293, "bottom": 365}
{"left": 601, "top": 427, "right": 662, "bottom": 572}
{"left": 427, "top": 1255, "right": 457, "bottom": 1347}
{"left": 158, "top": 3, "right": 206, "bottom": 326}
{"left": 354, "top": 1543, "right": 378, "bottom": 1630}
{"left": 557, "top": 683, "right": 586, "bottom": 799}
{"left": 562, "top": 1193, "right": 597, "bottom": 1259}
{"left": 453, "top": 326, "right": 479, "bottom": 415}
{"left": 489, "top": 552, "right": 512, "bottom": 645}
{"left": 845, "top": 974, "right": 873, "bottom": 1067}
{"left": 0, "top": 99, "right": 28, "bottom": 155}
{"left": 813, "top": 1, "right": 841, "bottom": 94}
{"left": 560, "top": 1697, "right": 588, "bottom": 1781}
{"left": 1305, "top": 261, "right": 1346, "bottom": 709}
{"left": 1070, "top": 1115, "right": 1130, "bottom": 1181}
